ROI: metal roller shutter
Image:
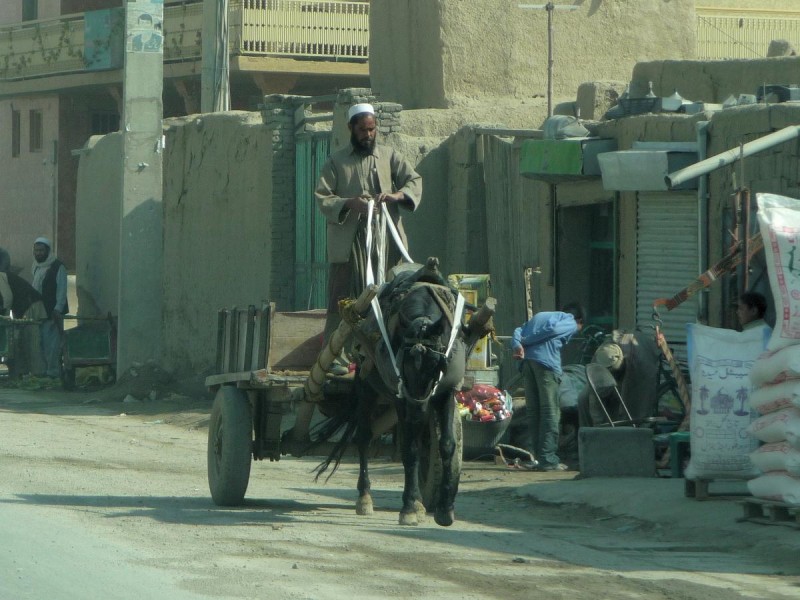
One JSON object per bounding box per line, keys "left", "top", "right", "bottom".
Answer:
{"left": 636, "top": 192, "right": 699, "bottom": 352}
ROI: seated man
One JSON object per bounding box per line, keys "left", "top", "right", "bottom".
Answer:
{"left": 577, "top": 330, "right": 661, "bottom": 427}
{"left": 737, "top": 291, "right": 769, "bottom": 331}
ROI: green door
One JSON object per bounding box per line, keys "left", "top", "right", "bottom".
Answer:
{"left": 295, "top": 133, "right": 330, "bottom": 310}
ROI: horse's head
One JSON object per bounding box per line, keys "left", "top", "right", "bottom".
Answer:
{"left": 394, "top": 285, "right": 454, "bottom": 402}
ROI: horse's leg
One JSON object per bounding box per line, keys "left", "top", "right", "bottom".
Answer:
{"left": 433, "top": 392, "right": 458, "bottom": 527}
{"left": 355, "top": 385, "right": 374, "bottom": 516}
{"left": 397, "top": 403, "right": 423, "bottom": 526}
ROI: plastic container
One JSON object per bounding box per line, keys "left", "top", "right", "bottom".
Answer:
{"left": 462, "top": 417, "right": 511, "bottom": 460}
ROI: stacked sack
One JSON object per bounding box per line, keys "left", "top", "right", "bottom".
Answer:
{"left": 746, "top": 194, "right": 800, "bottom": 505}
{"left": 683, "top": 323, "right": 769, "bottom": 483}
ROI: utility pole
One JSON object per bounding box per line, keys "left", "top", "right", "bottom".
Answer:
{"left": 118, "top": 0, "right": 165, "bottom": 373}
{"left": 519, "top": 3, "right": 579, "bottom": 117}
{"left": 201, "top": 0, "right": 230, "bottom": 113}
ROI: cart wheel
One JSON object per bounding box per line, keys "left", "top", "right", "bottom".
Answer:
{"left": 61, "top": 367, "right": 76, "bottom": 391}
{"left": 419, "top": 401, "right": 463, "bottom": 512}
{"left": 208, "top": 385, "right": 253, "bottom": 506}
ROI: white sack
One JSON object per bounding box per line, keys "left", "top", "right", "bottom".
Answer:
{"left": 684, "top": 323, "right": 769, "bottom": 481}
{"left": 756, "top": 193, "right": 800, "bottom": 351}
{"left": 747, "top": 406, "right": 800, "bottom": 447}
{"left": 750, "top": 441, "right": 800, "bottom": 476}
{"left": 749, "top": 345, "right": 800, "bottom": 388}
{"left": 749, "top": 379, "right": 800, "bottom": 415}
{"left": 747, "top": 472, "right": 800, "bottom": 505}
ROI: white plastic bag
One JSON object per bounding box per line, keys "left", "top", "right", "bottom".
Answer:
{"left": 756, "top": 193, "right": 800, "bottom": 351}
{"left": 747, "top": 406, "right": 800, "bottom": 447}
{"left": 747, "top": 472, "right": 800, "bottom": 505}
{"left": 683, "top": 323, "right": 769, "bottom": 480}
{"left": 750, "top": 441, "right": 800, "bottom": 476}
{"left": 749, "top": 345, "right": 800, "bottom": 388}
{"left": 748, "top": 379, "right": 800, "bottom": 415}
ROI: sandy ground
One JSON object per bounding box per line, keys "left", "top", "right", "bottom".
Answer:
{"left": 1, "top": 376, "right": 800, "bottom": 600}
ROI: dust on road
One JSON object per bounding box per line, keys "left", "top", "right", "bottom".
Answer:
{"left": 1, "top": 385, "right": 799, "bottom": 600}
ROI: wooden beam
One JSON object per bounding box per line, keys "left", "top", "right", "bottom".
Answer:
{"left": 233, "top": 55, "right": 368, "bottom": 77}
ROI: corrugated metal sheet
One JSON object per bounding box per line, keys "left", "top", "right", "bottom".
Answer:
{"left": 294, "top": 134, "right": 330, "bottom": 310}
{"left": 636, "top": 193, "right": 699, "bottom": 352}
{"left": 482, "top": 135, "right": 539, "bottom": 334}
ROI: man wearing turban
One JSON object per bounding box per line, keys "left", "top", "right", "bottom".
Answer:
{"left": 31, "top": 237, "right": 68, "bottom": 378}
{"left": 315, "top": 103, "right": 422, "bottom": 375}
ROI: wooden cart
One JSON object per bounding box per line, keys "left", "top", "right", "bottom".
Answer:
{"left": 0, "top": 315, "right": 27, "bottom": 378}
{"left": 204, "top": 300, "right": 460, "bottom": 508}
{"left": 61, "top": 314, "right": 117, "bottom": 390}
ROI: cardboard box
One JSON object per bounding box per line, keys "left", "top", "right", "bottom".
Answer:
{"left": 448, "top": 274, "right": 491, "bottom": 306}
{"left": 448, "top": 278, "right": 492, "bottom": 370}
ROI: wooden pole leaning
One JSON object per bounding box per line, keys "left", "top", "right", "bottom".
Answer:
{"left": 304, "top": 284, "right": 378, "bottom": 402}
{"left": 291, "top": 284, "right": 379, "bottom": 444}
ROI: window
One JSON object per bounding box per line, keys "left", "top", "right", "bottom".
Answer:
{"left": 11, "top": 109, "right": 20, "bottom": 157}
{"left": 90, "top": 111, "right": 120, "bottom": 135}
{"left": 29, "top": 109, "right": 42, "bottom": 152}
{"left": 22, "top": 0, "right": 38, "bottom": 22}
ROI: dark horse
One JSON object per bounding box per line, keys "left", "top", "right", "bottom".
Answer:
{"left": 313, "top": 258, "right": 471, "bottom": 526}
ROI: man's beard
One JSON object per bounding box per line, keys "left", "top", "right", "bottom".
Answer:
{"left": 351, "top": 132, "right": 375, "bottom": 155}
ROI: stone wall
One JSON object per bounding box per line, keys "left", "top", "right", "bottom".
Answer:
{"left": 261, "top": 95, "right": 304, "bottom": 311}
{"left": 74, "top": 133, "right": 122, "bottom": 319}
{"left": 631, "top": 56, "right": 800, "bottom": 103}
{"left": 161, "top": 111, "right": 273, "bottom": 374}
{"left": 370, "top": 0, "right": 696, "bottom": 110}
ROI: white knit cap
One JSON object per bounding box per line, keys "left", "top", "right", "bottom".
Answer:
{"left": 592, "top": 342, "right": 624, "bottom": 371}
{"left": 347, "top": 103, "right": 375, "bottom": 121}
{"left": 34, "top": 236, "right": 51, "bottom": 248}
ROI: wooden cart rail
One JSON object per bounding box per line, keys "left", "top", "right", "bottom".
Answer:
{"left": 207, "top": 302, "right": 326, "bottom": 390}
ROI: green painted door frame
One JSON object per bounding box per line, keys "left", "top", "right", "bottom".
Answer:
{"left": 294, "top": 132, "right": 330, "bottom": 310}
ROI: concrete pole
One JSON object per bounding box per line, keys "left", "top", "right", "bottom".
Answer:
{"left": 201, "top": 0, "right": 230, "bottom": 113}
{"left": 117, "top": 0, "right": 165, "bottom": 373}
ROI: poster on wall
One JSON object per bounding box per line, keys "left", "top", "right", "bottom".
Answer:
{"left": 126, "top": 0, "right": 164, "bottom": 54}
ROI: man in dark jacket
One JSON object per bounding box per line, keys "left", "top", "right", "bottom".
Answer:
{"left": 31, "top": 237, "right": 68, "bottom": 378}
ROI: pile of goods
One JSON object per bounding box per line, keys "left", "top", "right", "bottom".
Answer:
{"left": 744, "top": 194, "right": 800, "bottom": 505}
{"left": 455, "top": 384, "right": 512, "bottom": 423}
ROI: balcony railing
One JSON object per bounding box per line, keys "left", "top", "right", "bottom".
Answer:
{"left": 696, "top": 7, "right": 800, "bottom": 59}
{"left": 0, "top": 0, "right": 369, "bottom": 82}
{"left": 0, "top": 14, "right": 87, "bottom": 80}
{"left": 233, "top": 0, "right": 369, "bottom": 60}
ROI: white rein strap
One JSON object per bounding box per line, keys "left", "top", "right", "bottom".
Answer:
{"left": 365, "top": 200, "right": 401, "bottom": 379}
{"left": 431, "top": 291, "right": 465, "bottom": 396}
{"left": 381, "top": 202, "right": 413, "bottom": 264}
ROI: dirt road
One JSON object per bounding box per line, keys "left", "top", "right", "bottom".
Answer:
{"left": 1, "top": 386, "right": 799, "bottom": 600}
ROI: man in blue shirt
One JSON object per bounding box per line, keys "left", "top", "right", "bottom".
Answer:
{"left": 512, "top": 304, "right": 584, "bottom": 471}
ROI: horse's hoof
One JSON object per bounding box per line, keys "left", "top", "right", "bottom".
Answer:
{"left": 356, "top": 496, "right": 374, "bottom": 516}
{"left": 399, "top": 511, "right": 419, "bottom": 526}
{"left": 434, "top": 509, "right": 454, "bottom": 527}
{"left": 413, "top": 500, "right": 427, "bottom": 517}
